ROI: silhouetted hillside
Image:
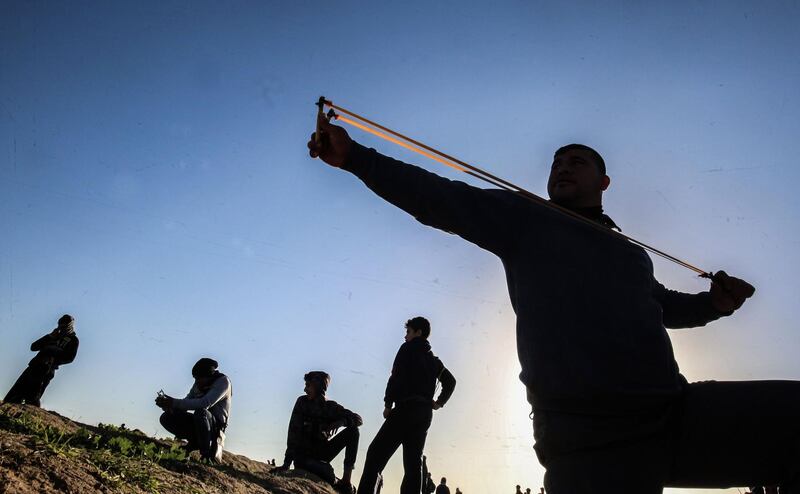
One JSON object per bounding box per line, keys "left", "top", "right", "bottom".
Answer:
{"left": 0, "top": 403, "right": 336, "bottom": 494}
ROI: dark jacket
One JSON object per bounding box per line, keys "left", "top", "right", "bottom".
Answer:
{"left": 384, "top": 337, "right": 456, "bottom": 408}
{"left": 344, "top": 143, "right": 727, "bottom": 414}
{"left": 436, "top": 484, "right": 451, "bottom": 494}
{"left": 29, "top": 331, "right": 79, "bottom": 369}
{"left": 283, "top": 395, "right": 362, "bottom": 465}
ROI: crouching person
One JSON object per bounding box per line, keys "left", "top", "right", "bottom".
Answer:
{"left": 155, "top": 358, "right": 232, "bottom": 463}
{"left": 277, "top": 371, "right": 362, "bottom": 493}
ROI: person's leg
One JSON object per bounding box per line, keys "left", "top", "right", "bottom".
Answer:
{"left": 356, "top": 413, "right": 405, "bottom": 494}
{"left": 3, "top": 366, "right": 37, "bottom": 403}
{"left": 399, "top": 406, "right": 432, "bottom": 494}
{"left": 295, "top": 456, "right": 337, "bottom": 484}
{"left": 667, "top": 380, "right": 800, "bottom": 491}
{"left": 192, "top": 409, "right": 218, "bottom": 459}
{"left": 28, "top": 366, "right": 56, "bottom": 407}
{"left": 532, "top": 409, "right": 671, "bottom": 494}
{"left": 321, "top": 426, "right": 360, "bottom": 484}
{"left": 542, "top": 436, "right": 669, "bottom": 494}
{"left": 160, "top": 411, "right": 198, "bottom": 448}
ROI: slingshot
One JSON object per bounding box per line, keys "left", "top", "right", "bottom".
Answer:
{"left": 315, "top": 96, "right": 714, "bottom": 279}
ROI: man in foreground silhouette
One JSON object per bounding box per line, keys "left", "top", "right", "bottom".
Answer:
{"left": 305, "top": 117, "right": 800, "bottom": 493}
{"left": 357, "top": 317, "right": 456, "bottom": 494}
{"left": 277, "top": 371, "right": 362, "bottom": 493}
{"left": 156, "top": 357, "right": 232, "bottom": 463}
{"left": 4, "top": 314, "right": 79, "bottom": 407}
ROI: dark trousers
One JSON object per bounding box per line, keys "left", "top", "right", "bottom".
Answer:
{"left": 4, "top": 363, "right": 55, "bottom": 406}
{"left": 296, "top": 426, "right": 360, "bottom": 484}
{"left": 534, "top": 380, "right": 800, "bottom": 493}
{"left": 357, "top": 403, "right": 433, "bottom": 494}
{"left": 160, "top": 409, "right": 218, "bottom": 458}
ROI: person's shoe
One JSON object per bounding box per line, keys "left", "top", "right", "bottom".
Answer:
{"left": 333, "top": 479, "right": 355, "bottom": 494}
{"left": 211, "top": 439, "right": 223, "bottom": 464}
{"left": 180, "top": 439, "right": 199, "bottom": 452}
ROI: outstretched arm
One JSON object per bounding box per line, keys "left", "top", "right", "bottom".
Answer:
{"left": 308, "top": 115, "right": 528, "bottom": 256}
{"left": 654, "top": 271, "right": 755, "bottom": 328}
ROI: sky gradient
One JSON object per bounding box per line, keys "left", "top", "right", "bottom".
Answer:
{"left": 2, "top": 1, "right": 800, "bottom": 492}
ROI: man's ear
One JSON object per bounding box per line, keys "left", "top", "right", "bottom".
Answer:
{"left": 601, "top": 175, "right": 611, "bottom": 191}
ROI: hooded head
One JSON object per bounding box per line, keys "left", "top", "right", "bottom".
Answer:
{"left": 57, "top": 314, "right": 75, "bottom": 333}
{"left": 192, "top": 358, "right": 219, "bottom": 388}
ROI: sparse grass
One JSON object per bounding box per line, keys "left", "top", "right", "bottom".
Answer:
{"left": 0, "top": 407, "right": 189, "bottom": 492}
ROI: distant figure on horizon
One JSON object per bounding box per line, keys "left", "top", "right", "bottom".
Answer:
{"left": 155, "top": 357, "right": 232, "bottom": 463}
{"left": 307, "top": 117, "right": 791, "bottom": 492}
{"left": 276, "top": 371, "right": 362, "bottom": 493}
{"left": 455, "top": 488, "right": 462, "bottom": 494}
{"left": 435, "top": 477, "right": 450, "bottom": 494}
{"left": 421, "top": 455, "right": 432, "bottom": 494}
{"left": 515, "top": 485, "right": 523, "bottom": 494}
{"left": 424, "top": 472, "right": 436, "bottom": 494}
{"left": 524, "top": 488, "right": 531, "bottom": 494}
{"left": 357, "top": 317, "right": 456, "bottom": 494}
{"left": 4, "top": 314, "right": 79, "bottom": 407}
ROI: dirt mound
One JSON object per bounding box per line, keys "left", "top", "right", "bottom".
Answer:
{"left": 0, "top": 403, "right": 337, "bottom": 494}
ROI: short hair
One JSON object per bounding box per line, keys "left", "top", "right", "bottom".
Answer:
{"left": 441, "top": 477, "right": 447, "bottom": 484}
{"left": 554, "top": 143, "right": 606, "bottom": 175}
{"left": 406, "top": 316, "right": 431, "bottom": 338}
{"left": 304, "top": 371, "right": 331, "bottom": 394}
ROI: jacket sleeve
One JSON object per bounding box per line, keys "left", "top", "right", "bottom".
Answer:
{"left": 653, "top": 279, "right": 730, "bottom": 329}
{"left": 342, "top": 142, "right": 527, "bottom": 257}
{"left": 435, "top": 365, "right": 456, "bottom": 407}
{"left": 328, "top": 401, "right": 363, "bottom": 428}
{"left": 53, "top": 337, "right": 79, "bottom": 365}
{"left": 384, "top": 344, "right": 409, "bottom": 408}
{"left": 172, "top": 376, "right": 231, "bottom": 412}
{"left": 30, "top": 334, "right": 53, "bottom": 352}
{"left": 283, "top": 398, "right": 303, "bottom": 467}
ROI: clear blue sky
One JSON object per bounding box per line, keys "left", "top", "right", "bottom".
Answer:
{"left": 2, "top": 1, "right": 799, "bottom": 492}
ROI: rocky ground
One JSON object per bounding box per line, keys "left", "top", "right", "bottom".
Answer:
{"left": 0, "top": 402, "right": 337, "bottom": 494}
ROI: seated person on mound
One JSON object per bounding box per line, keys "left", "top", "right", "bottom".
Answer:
{"left": 277, "top": 371, "right": 362, "bottom": 492}
{"left": 155, "top": 357, "right": 232, "bottom": 463}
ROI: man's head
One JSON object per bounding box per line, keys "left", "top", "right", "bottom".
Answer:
{"left": 192, "top": 357, "right": 219, "bottom": 387}
{"left": 547, "top": 144, "right": 610, "bottom": 208}
{"left": 441, "top": 477, "right": 447, "bottom": 485}
{"left": 404, "top": 316, "right": 431, "bottom": 342}
{"left": 304, "top": 371, "right": 330, "bottom": 399}
{"left": 57, "top": 314, "right": 74, "bottom": 333}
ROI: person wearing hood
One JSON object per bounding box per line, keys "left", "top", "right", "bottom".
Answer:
{"left": 155, "top": 357, "right": 232, "bottom": 463}
{"left": 357, "top": 317, "right": 456, "bottom": 494}
{"left": 4, "top": 314, "right": 79, "bottom": 407}
{"left": 277, "top": 371, "right": 363, "bottom": 493}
